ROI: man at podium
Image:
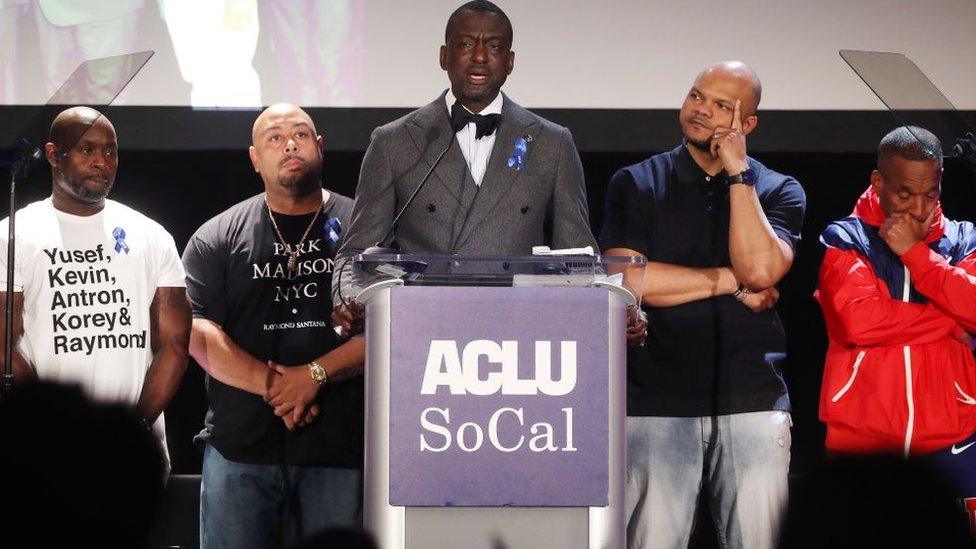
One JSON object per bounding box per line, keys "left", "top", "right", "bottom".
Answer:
{"left": 333, "top": 0, "right": 598, "bottom": 316}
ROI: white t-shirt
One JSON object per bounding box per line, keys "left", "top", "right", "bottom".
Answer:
{"left": 0, "top": 198, "right": 186, "bottom": 454}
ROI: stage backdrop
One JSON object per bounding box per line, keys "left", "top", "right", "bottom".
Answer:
{"left": 0, "top": 0, "right": 974, "bottom": 110}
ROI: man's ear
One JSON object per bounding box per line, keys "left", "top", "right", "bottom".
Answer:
{"left": 507, "top": 50, "right": 515, "bottom": 75}
{"left": 248, "top": 145, "right": 260, "bottom": 173}
{"left": 439, "top": 45, "right": 448, "bottom": 71}
{"left": 870, "top": 169, "right": 884, "bottom": 192}
{"left": 44, "top": 142, "right": 59, "bottom": 167}
{"left": 742, "top": 115, "right": 759, "bottom": 136}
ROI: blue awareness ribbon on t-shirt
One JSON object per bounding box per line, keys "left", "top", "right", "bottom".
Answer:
{"left": 325, "top": 217, "right": 341, "bottom": 244}
{"left": 112, "top": 227, "right": 130, "bottom": 254}
{"left": 507, "top": 136, "right": 529, "bottom": 171}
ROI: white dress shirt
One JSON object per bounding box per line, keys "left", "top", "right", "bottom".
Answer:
{"left": 445, "top": 90, "right": 503, "bottom": 186}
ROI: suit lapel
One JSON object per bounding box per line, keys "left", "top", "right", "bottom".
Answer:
{"left": 452, "top": 95, "right": 534, "bottom": 250}
{"left": 405, "top": 94, "right": 467, "bottom": 205}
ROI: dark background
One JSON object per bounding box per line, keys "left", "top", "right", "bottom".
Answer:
{"left": 5, "top": 107, "right": 976, "bottom": 480}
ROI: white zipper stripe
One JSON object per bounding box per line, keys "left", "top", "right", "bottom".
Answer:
{"left": 902, "top": 265, "right": 914, "bottom": 458}
{"left": 832, "top": 350, "right": 867, "bottom": 402}
{"left": 903, "top": 345, "right": 914, "bottom": 458}
{"left": 902, "top": 266, "right": 910, "bottom": 301}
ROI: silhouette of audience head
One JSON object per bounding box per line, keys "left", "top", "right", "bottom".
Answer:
{"left": 0, "top": 381, "right": 166, "bottom": 548}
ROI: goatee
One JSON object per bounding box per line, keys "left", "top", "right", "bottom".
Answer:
{"left": 277, "top": 166, "right": 322, "bottom": 195}
{"left": 67, "top": 180, "right": 112, "bottom": 203}
{"left": 685, "top": 136, "right": 711, "bottom": 152}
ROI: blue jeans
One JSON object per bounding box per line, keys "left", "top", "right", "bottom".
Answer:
{"left": 200, "top": 443, "right": 362, "bottom": 549}
{"left": 626, "top": 412, "right": 792, "bottom": 549}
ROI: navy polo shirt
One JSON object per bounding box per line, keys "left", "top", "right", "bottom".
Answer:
{"left": 600, "top": 144, "right": 806, "bottom": 417}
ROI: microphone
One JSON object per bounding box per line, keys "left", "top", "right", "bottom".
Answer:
{"left": 364, "top": 125, "right": 457, "bottom": 255}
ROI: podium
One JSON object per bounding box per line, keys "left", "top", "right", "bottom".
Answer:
{"left": 352, "top": 254, "right": 644, "bottom": 549}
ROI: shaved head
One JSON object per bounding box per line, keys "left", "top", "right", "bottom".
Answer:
{"left": 45, "top": 106, "right": 119, "bottom": 214}
{"left": 694, "top": 61, "right": 762, "bottom": 115}
{"left": 679, "top": 60, "right": 763, "bottom": 156}
{"left": 251, "top": 103, "right": 317, "bottom": 145}
{"left": 50, "top": 106, "right": 116, "bottom": 152}
{"left": 248, "top": 103, "right": 324, "bottom": 198}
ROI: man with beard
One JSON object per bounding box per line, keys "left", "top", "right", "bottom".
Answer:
{"left": 183, "top": 103, "right": 363, "bottom": 548}
{"left": 0, "top": 106, "right": 190, "bottom": 466}
{"left": 600, "top": 62, "right": 806, "bottom": 549}
{"left": 332, "top": 0, "right": 597, "bottom": 314}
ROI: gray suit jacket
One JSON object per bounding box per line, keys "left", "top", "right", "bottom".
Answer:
{"left": 337, "top": 92, "right": 596, "bottom": 287}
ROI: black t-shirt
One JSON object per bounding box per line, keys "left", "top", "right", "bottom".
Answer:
{"left": 182, "top": 191, "right": 361, "bottom": 466}
{"left": 600, "top": 145, "right": 806, "bottom": 417}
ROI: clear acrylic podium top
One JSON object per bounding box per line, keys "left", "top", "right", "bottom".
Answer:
{"left": 349, "top": 252, "right": 647, "bottom": 307}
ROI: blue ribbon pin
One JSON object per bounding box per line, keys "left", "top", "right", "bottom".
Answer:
{"left": 112, "top": 227, "right": 130, "bottom": 254}
{"left": 507, "top": 136, "right": 529, "bottom": 171}
{"left": 325, "top": 217, "right": 342, "bottom": 244}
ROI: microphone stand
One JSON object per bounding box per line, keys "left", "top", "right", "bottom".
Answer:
{"left": 2, "top": 141, "right": 41, "bottom": 399}
{"left": 363, "top": 132, "right": 457, "bottom": 255}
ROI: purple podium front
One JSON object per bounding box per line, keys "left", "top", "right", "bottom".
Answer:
{"left": 353, "top": 254, "right": 642, "bottom": 549}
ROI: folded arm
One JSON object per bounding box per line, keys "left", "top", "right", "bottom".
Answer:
{"left": 817, "top": 247, "right": 963, "bottom": 347}
{"left": 901, "top": 242, "right": 976, "bottom": 333}
{"left": 728, "top": 184, "right": 797, "bottom": 289}
{"left": 603, "top": 248, "right": 738, "bottom": 307}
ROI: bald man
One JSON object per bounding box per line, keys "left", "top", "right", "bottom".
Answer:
{"left": 0, "top": 106, "right": 190, "bottom": 465}
{"left": 182, "top": 103, "right": 363, "bottom": 548}
{"left": 600, "top": 62, "right": 806, "bottom": 549}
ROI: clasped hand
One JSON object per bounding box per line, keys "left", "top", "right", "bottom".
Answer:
{"left": 264, "top": 361, "right": 320, "bottom": 431}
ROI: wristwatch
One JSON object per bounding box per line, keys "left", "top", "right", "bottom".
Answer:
{"left": 308, "top": 360, "right": 328, "bottom": 385}
{"left": 728, "top": 168, "right": 757, "bottom": 186}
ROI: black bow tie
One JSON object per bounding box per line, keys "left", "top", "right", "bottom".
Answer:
{"left": 451, "top": 103, "right": 501, "bottom": 139}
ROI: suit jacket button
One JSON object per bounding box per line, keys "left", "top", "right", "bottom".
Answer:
{"left": 427, "top": 203, "right": 436, "bottom": 212}
{"left": 520, "top": 206, "right": 529, "bottom": 214}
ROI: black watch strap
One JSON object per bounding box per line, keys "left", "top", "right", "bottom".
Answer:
{"left": 728, "top": 168, "right": 756, "bottom": 186}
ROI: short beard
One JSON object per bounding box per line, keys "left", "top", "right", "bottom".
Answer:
{"left": 66, "top": 178, "right": 112, "bottom": 203}
{"left": 685, "top": 135, "right": 711, "bottom": 152}
{"left": 276, "top": 164, "right": 322, "bottom": 196}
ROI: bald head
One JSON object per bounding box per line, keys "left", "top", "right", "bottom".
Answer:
{"left": 679, "top": 60, "right": 763, "bottom": 155}
{"left": 50, "top": 106, "right": 116, "bottom": 152}
{"left": 694, "top": 61, "right": 762, "bottom": 116}
{"left": 251, "top": 103, "right": 317, "bottom": 146}
{"left": 45, "top": 106, "right": 119, "bottom": 214}
{"left": 249, "top": 103, "right": 324, "bottom": 198}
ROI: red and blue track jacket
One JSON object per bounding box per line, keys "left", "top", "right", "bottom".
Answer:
{"left": 816, "top": 186, "right": 976, "bottom": 456}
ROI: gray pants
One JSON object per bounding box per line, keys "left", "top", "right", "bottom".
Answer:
{"left": 626, "top": 412, "right": 791, "bottom": 549}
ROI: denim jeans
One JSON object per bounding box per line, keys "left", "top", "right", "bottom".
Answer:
{"left": 625, "top": 411, "right": 792, "bottom": 549}
{"left": 200, "top": 443, "right": 362, "bottom": 549}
